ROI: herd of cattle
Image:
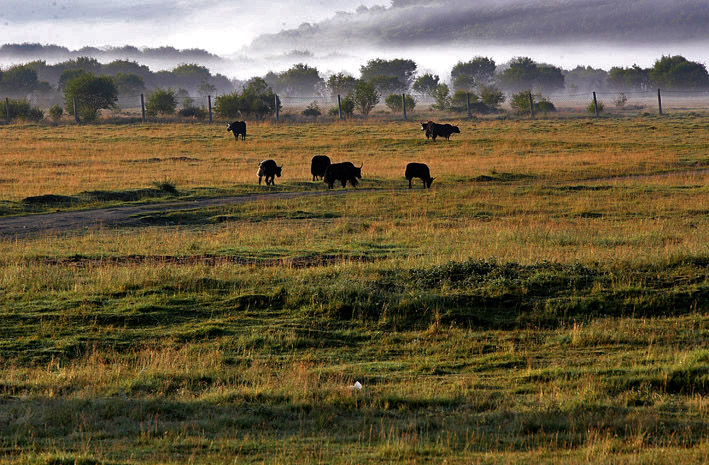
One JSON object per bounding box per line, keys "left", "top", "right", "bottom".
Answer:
{"left": 231, "top": 120, "right": 457, "bottom": 189}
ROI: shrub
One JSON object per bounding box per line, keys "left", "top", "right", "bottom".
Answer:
{"left": 146, "top": 88, "right": 177, "bottom": 116}
{"left": 613, "top": 93, "right": 628, "bottom": 108}
{"left": 341, "top": 94, "right": 355, "bottom": 118}
{"left": 302, "top": 101, "right": 322, "bottom": 117}
{"left": 353, "top": 80, "right": 380, "bottom": 116}
{"left": 431, "top": 84, "right": 450, "bottom": 110}
{"left": 587, "top": 99, "right": 605, "bottom": 115}
{"left": 450, "top": 90, "right": 479, "bottom": 112}
{"left": 384, "top": 94, "right": 416, "bottom": 113}
{"left": 480, "top": 85, "right": 505, "bottom": 107}
{"left": 49, "top": 104, "right": 64, "bottom": 122}
{"left": 178, "top": 97, "right": 207, "bottom": 119}
{"left": 0, "top": 98, "right": 44, "bottom": 122}
{"left": 510, "top": 91, "right": 556, "bottom": 115}
{"left": 63, "top": 73, "right": 118, "bottom": 122}
{"left": 214, "top": 93, "right": 241, "bottom": 119}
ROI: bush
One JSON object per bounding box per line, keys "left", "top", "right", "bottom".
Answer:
{"left": 214, "top": 79, "right": 280, "bottom": 120}
{"left": 450, "top": 90, "right": 478, "bottom": 112}
{"left": 587, "top": 99, "right": 605, "bottom": 115}
{"left": 613, "top": 93, "right": 628, "bottom": 108}
{"left": 0, "top": 99, "right": 44, "bottom": 122}
{"left": 510, "top": 91, "right": 556, "bottom": 115}
{"left": 341, "top": 95, "right": 355, "bottom": 118}
{"left": 480, "top": 85, "right": 505, "bottom": 107}
{"left": 431, "top": 84, "right": 450, "bottom": 110}
{"left": 302, "top": 101, "right": 322, "bottom": 117}
{"left": 178, "top": 106, "right": 207, "bottom": 119}
{"left": 384, "top": 94, "right": 416, "bottom": 113}
{"left": 63, "top": 73, "right": 118, "bottom": 122}
{"left": 146, "top": 88, "right": 177, "bottom": 116}
{"left": 353, "top": 80, "right": 380, "bottom": 116}
{"left": 49, "top": 104, "right": 64, "bottom": 122}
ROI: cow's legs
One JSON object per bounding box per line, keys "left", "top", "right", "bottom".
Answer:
{"left": 408, "top": 178, "right": 412, "bottom": 188}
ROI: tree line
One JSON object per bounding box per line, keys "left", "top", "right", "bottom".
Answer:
{"left": 1, "top": 54, "right": 708, "bottom": 122}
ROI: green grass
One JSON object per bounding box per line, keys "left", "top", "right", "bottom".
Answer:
{"left": 0, "top": 117, "right": 708, "bottom": 464}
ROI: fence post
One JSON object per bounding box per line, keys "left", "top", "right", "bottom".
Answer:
{"left": 140, "top": 94, "right": 146, "bottom": 122}
{"left": 593, "top": 91, "right": 599, "bottom": 117}
{"left": 402, "top": 93, "right": 407, "bottom": 121}
{"left": 208, "top": 95, "right": 213, "bottom": 123}
{"left": 275, "top": 94, "right": 279, "bottom": 123}
{"left": 73, "top": 96, "right": 79, "bottom": 124}
{"left": 337, "top": 95, "right": 342, "bottom": 120}
{"left": 467, "top": 92, "right": 471, "bottom": 119}
{"left": 528, "top": 91, "right": 535, "bottom": 119}
{"left": 657, "top": 88, "right": 663, "bottom": 115}
{"left": 5, "top": 97, "right": 9, "bottom": 124}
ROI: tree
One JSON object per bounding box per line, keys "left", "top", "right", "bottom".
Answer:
{"left": 113, "top": 73, "right": 145, "bottom": 97}
{"left": 214, "top": 92, "right": 241, "bottom": 119}
{"left": 0, "top": 64, "right": 40, "bottom": 94}
{"left": 498, "top": 57, "right": 564, "bottom": 93}
{"left": 370, "top": 75, "right": 406, "bottom": 94}
{"left": 49, "top": 104, "right": 64, "bottom": 122}
{"left": 451, "top": 57, "right": 496, "bottom": 91}
{"left": 450, "top": 90, "right": 478, "bottom": 112}
{"left": 431, "top": 83, "right": 450, "bottom": 110}
{"left": 146, "top": 88, "right": 177, "bottom": 116}
{"left": 239, "top": 78, "right": 280, "bottom": 119}
{"left": 341, "top": 94, "right": 355, "bottom": 118}
{"left": 198, "top": 80, "right": 216, "bottom": 100}
{"left": 607, "top": 65, "right": 649, "bottom": 91}
{"left": 564, "top": 66, "right": 609, "bottom": 93}
{"left": 360, "top": 58, "right": 417, "bottom": 90}
{"left": 353, "top": 80, "right": 379, "bottom": 116}
{"left": 327, "top": 72, "right": 357, "bottom": 97}
{"left": 63, "top": 73, "right": 118, "bottom": 122}
{"left": 59, "top": 69, "right": 90, "bottom": 90}
{"left": 277, "top": 63, "right": 323, "bottom": 96}
{"left": 412, "top": 73, "right": 440, "bottom": 98}
{"left": 384, "top": 94, "right": 416, "bottom": 113}
{"left": 648, "top": 55, "right": 709, "bottom": 90}
{"left": 480, "top": 85, "right": 505, "bottom": 107}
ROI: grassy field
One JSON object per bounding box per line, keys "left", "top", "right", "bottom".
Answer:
{"left": 0, "top": 116, "right": 708, "bottom": 464}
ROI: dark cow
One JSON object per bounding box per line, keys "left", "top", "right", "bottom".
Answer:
{"left": 405, "top": 163, "right": 435, "bottom": 189}
{"left": 257, "top": 159, "right": 282, "bottom": 185}
{"left": 421, "top": 121, "right": 431, "bottom": 139}
{"left": 324, "top": 162, "right": 362, "bottom": 189}
{"left": 310, "top": 155, "right": 331, "bottom": 181}
{"left": 227, "top": 121, "right": 246, "bottom": 140}
{"left": 425, "top": 121, "right": 460, "bottom": 141}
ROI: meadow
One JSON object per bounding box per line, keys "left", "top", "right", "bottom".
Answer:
{"left": 0, "top": 115, "right": 708, "bottom": 464}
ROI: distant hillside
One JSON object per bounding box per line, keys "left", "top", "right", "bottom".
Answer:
{"left": 249, "top": 0, "right": 709, "bottom": 52}
{"left": 0, "top": 43, "right": 223, "bottom": 64}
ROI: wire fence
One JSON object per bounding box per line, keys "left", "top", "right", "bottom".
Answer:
{"left": 3, "top": 89, "right": 709, "bottom": 124}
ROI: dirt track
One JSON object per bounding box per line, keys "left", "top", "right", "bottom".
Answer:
{"left": 0, "top": 189, "right": 373, "bottom": 238}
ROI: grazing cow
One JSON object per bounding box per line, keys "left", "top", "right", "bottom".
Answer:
{"left": 324, "top": 162, "right": 362, "bottom": 189}
{"left": 227, "top": 121, "right": 246, "bottom": 140}
{"left": 257, "top": 159, "right": 282, "bottom": 185}
{"left": 425, "top": 121, "right": 460, "bottom": 141}
{"left": 405, "top": 163, "right": 435, "bottom": 189}
{"left": 310, "top": 155, "right": 331, "bottom": 181}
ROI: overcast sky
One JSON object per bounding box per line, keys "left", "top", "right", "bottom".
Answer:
{"left": 0, "top": 0, "right": 387, "bottom": 55}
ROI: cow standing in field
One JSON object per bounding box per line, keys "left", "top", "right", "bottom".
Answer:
{"left": 227, "top": 121, "right": 246, "bottom": 140}
{"left": 424, "top": 121, "right": 460, "bottom": 141}
{"left": 257, "top": 159, "right": 282, "bottom": 185}
{"left": 405, "top": 163, "right": 435, "bottom": 189}
{"left": 310, "top": 155, "right": 331, "bottom": 181}
{"left": 324, "top": 162, "right": 362, "bottom": 189}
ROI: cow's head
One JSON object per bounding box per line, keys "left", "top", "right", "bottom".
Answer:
{"left": 420, "top": 122, "right": 428, "bottom": 130}
{"left": 355, "top": 164, "right": 363, "bottom": 178}
{"left": 426, "top": 177, "right": 435, "bottom": 188}
{"left": 452, "top": 126, "right": 460, "bottom": 134}
{"left": 276, "top": 165, "right": 283, "bottom": 177}
{"left": 227, "top": 122, "right": 234, "bottom": 132}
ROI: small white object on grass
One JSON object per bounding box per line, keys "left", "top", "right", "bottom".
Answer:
{"left": 350, "top": 381, "right": 362, "bottom": 391}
